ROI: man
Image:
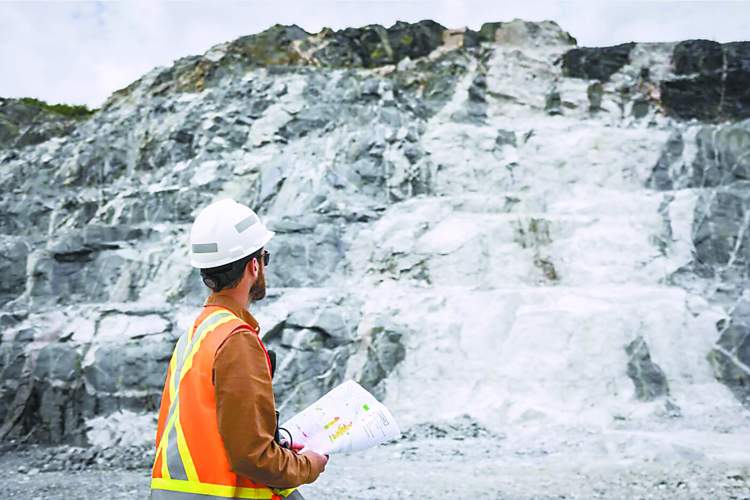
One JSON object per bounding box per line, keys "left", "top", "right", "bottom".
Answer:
{"left": 151, "top": 198, "right": 328, "bottom": 500}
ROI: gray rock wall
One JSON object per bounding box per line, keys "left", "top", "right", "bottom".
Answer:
{"left": 1, "top": 20, "right": 749, "bottom": 446}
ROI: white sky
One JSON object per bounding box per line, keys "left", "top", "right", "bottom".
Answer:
{"left": 1, "top": 1, "right": 749, "bottom": 107}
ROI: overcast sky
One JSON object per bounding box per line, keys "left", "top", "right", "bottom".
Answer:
{"left": 1, "top": 1, "right": 749, "bottom": 107}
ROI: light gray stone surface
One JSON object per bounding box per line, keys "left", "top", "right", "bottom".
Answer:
{"left": 0, "top": 21, "right": 748, "bottom": 471}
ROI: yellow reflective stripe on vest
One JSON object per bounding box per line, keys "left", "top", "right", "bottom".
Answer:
{"left": 175, "top": 410, "right": 199, "bottom": 482}
{"left": 157, "top": 310, "right": 237, "bottom": 480}
{"left": 151, "top": 478, "right": 275, "bottom": 499}
{"left": 169, "top": 322, "right": 194, "bottom": 401}
{"left": 161, "top": 331, "right": 190, "bottom": 480}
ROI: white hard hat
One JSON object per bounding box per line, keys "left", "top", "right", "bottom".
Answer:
{"left": 189, "top": 199, "right": 275, "bottom": 269}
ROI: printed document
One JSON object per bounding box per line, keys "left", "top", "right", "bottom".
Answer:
{"left": 280, "top": 380, "right": 401, "bottom": 455}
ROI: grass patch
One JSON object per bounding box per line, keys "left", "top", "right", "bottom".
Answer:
{"left": 19, "top": 97, "right": 96, "bottom": 119}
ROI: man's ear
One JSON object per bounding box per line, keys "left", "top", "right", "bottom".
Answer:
{"left": 246, "top": 257, "right": 259, "bottom": 278}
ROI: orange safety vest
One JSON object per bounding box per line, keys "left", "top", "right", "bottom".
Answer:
{"left": 150, "top": 306, "right": 296, "bottom": 499}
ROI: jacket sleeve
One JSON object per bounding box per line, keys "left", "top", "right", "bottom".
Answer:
{"left": 213, "top": 330, "right": 321, "bottom": 488}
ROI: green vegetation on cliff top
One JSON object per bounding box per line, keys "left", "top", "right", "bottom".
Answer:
{"left": 19, "top": 97, "right": 96, "bottom": 119}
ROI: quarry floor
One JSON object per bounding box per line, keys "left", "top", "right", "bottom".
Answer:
{"left": 2, "top": 437, "right": 750, "bottom": 500}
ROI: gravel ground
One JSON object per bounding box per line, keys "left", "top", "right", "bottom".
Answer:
{"left": 2, "top": 435, "right": 750, "bottom": 500}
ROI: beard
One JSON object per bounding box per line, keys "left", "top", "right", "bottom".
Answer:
{"left": 249, "top": 265, "right": 267, "bottom": 301}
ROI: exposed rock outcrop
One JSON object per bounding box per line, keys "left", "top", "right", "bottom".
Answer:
{"left": 1, "top": 20, "right": 749, "bottom": 448}
{"left": 625, "top": 336, "right": 670, "bottom": 401}
{"left": 661, "top": 40, "right": 750, "bottom": 121}
{"left": 708, "top": 298, "right": 750, "bottom": 406}
{"left": 562, "top": 42, "right": 636, "bottom": 81}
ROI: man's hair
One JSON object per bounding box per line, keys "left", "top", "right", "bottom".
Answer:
{"left": 200, "top": 248, "right": 263, "bottom": 292}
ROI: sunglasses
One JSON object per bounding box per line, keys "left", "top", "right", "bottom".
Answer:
{"left": 259, "top": 250, "right": 270, "bottom": 267}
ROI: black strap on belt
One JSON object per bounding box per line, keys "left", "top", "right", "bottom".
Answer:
{"left": 267, "top": 349, "right": 287, "bottom": 446}
{"left": 267, "top": 349, "right": 277, "bottom": 378}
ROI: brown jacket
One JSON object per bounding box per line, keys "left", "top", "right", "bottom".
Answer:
{"left": 207, "top": 294, "right": 319, "bottom": 488}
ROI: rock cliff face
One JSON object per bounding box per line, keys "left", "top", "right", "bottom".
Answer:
{"left": 0, "top": 20, "right": 749, "bottom": 448}
{"left": 0, "top": 98, "right": 91, "bottom": 151}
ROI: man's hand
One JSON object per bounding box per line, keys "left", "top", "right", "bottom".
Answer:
{"left": 289, "top": 442, "right": 305, "bottom": 453}
{"left": 300, "top": 450, "right": 329, "bottom": 476}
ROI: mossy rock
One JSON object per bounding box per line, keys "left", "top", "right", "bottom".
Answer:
{"left": 369, "top": 46, "right": 390, "bottom": 65}
{"left": 386, "top": 20, "right": 445, "bottom": 64}
{"left": 312, "top": 21, "right": 445, "bottom": 69}
{"left": 229, "top": 24, "right": 309, "bottom": 66}
{"left": 355, "top": 25, "right": 392, "bottom": 67}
